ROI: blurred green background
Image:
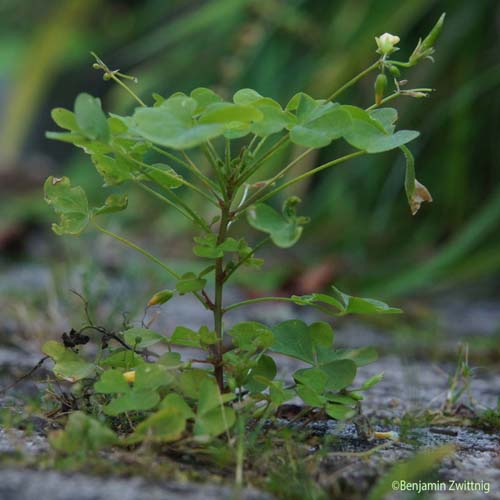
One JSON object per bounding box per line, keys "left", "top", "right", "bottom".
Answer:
{"left": 0, "top": 0, "right": 499, "bottom": 312}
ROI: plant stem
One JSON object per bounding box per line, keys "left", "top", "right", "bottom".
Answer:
{"left": 327, "top": 60, "right": 380, "bottom": 101}
{"left": 93, "top": 221, "right": 209, "bottom": 309}
{"left": 127, "top": 155, "right": 218, "bottom": 207}
{"left": 136, "top": 180, "right": 211, "bottom": 232}
{"left": 246, "top": 150, "right": 366, "bottom": 207}
{"left": 93, "top": 221, "right": 179, "bottom": 278}
{"left": 237, "top": 147, "right": 314, "bottom": 212}
{"left": 152, "top": 145, "right": 220, "bottom": 195}
{"left": 224, "top": 236, "right": 270, "bottom": 283}
{"left": 365, "top": 88, "right": 434, "bottom": 111}
{"left": 213, "top": 198, "right": 231, "bottom": 391}
{"left": 238, "top": 135, "right": 289, "bottom": 185}
{"left": 225, "top": 296, "right": 300, "bottom": 312}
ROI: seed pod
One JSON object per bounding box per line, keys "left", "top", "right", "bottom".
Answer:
{"left": 147, "top": 289, "right": 175, "bottom": 307}
{"left": 420, "top": 12, "right": 446, "bottom": 53}
{"left": 388, "top": 65, "right": 400, "bottom": 77}
{"left": 409, "top": 13, "right": 445, "bottom": 65}
{"left": 374, "top": 73, "right": 388, "bottom": 105}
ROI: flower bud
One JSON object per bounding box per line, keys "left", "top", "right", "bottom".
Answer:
{"left": 147, "top": 289, "right": 175, "bottom": 307}
{"left": 123, "top": 370, "right": 136, "bottom": 383}
{"left": 375, "top": 33, "right": 400, "bottom": 55}
{"left": 374, "top": 73, "right": 388, "bottom": 105}
{"left": 409, "top": 13, "right": 445, "bottom": 65}
{"left": 388, "top": 65, "right": 400, "bottom": 77}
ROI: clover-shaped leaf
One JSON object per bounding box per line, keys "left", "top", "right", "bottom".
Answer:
{"left": 49, "top": 411, "right": 117, "bottom": 453}
{"left": 247, "top": 198, "right": 307, "bottom": 248}
{"left": 228, "top": 322, "right": 274, "bottom": 351}
{"left": 74, "top": 93, "right": 110, "bottom": 142}
{"left": 288, "top": 93, "right": 351, "bottom": 148}
{"left": 191, "top": 87, "right": 223, "bottom": 113}
{"left": 233, "top": 89, "right": 295, "bottom": 137}
{"left": 94, "top": 364, "right": 173, "bottom": 416}
{"left": 292, "top": 285, "right": 402, "bottom": 316}
{"left": 91, "top": 154, "right": 135, "bottom": 186}
{"left": 176, "top": 273, "right": 207, "bottom": 294}
{"left": 42, "top": 340, "right": 95, "bottom": 382}
{"left": 130, "top": 95, "right": 224, "bottom": 149}
{"left": 193, "top": 379, "right": 235, "bottom": 440}
{"left": 93, "top": 194, "right": 128, "bottom": 216}
{"left": 44, "top": 177, "right": 90, "bottom": 236}
{"left": 122, "top": 327, "right": 166, "bottom": 349}
{"left": 342, "top": 105, "right": 419, "bottom": 153}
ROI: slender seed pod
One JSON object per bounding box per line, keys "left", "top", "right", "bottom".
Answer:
{"left": 374, "top": 73, "right": 388, "bottom": 105}
{"left": 147, "top": 289, "right": 175, "bottom": 307}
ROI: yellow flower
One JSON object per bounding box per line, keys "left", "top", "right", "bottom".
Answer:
{"left": 374, "top": 430, "right": 399, "bottom": 440}
{"left": 123, "top": 370, "right": 136, "bottom": 383}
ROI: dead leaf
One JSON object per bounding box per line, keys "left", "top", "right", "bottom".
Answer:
{"left": 410, "top": 179, "right": 433, "bottom": 215}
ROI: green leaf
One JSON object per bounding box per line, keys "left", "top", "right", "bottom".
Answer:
{"left": 130, "top": 95, "right": 224, "bottom": 150}
{"left": 292, "top": 285, "right": 401, "bottom": 316}
{"left": 177, "top": 369, "right": 211, "bottom": 399}
{"left": 244, "top": 355, "right": 277, "bottom": 393}
{"left": 325, "top": 403, "right": 357, "bottom": 420}
{"left": 104, "top": 389, "right": 160, "bottom": 416}
{"left": 228, "top": 322, "right": 274, "bottom": 351}
{"left": 233, "top": 88, "right": 263, "bottom": 104}
{"left": 170, "top": 326, "right": 201, "bottom": 348}
{"left": 194, "top": 379, "right": 235, "bottom": 440}
{"left": 289, "top": 94, "right": 351, "bottom": 148}
{"left": 91, "top": 154, "right": 134, "bottom": 186}
{"left": 233, "top": 90, "right": 294, "bottom": 136}
{"left": 122, "top": 327, "right": 165, "bottom": 348}
{"left": 310, "top": 321, "right": 334, "bottom": 347}
{"left": 191, "top": 87, "right": 223, "bottom": 113}
{"left": 247, "top": 202, "right": 304, "bottom": 248}
{"left": 134, "top": 363, "right": 173, "bottom": 391}
{"left": 94, "top": 369, "right": 130, "bottom": 394}
{"left": 128, "top": 406, "right": 187, "bottom": 444}
{"left": 74, "top": 93, "right": 109, "bottom": 142}
{"left": 199, "top": 102, "right": 263, "bottom": 125}
{"left": 51, "top": 108, "right": 78, "bottom": 131}
{"left": 296, "top": 384, "right": 327, "bottom": 407}
{"left": 157, "top": 352, "right": 183, "bottom": 368}
{"left": 321, "top": 346, "right": 378, "bottom": 367}
{"left": 176, "top": 275, "right": 207, "bottom": 294}
{"left": 49, "top": 412, "right": 116, "bottom": 453}
{"left": 369, "top": 108, "right": 398, "bottom": 133}
{"left": 159, "top": 393, "right": 195, "bottom": 419}
{"left": 199, "top": 326, "right": 217, "bottom": 345}
{"left": 330, "top": 286, "right": 402, "bottom": 315}
{"left": 319, "top": 359, "right": 357, "bottom": 391}
{"left": 294, "top": 367, "right": 327, "bottom": 394}
{"left": 44, "top": 176, "right": 90, "bottom": 236}
{"left": 271, "top": 320, "right": 315, "bottom": 364}
{"left": 268, "top": 381, "right": 295, "bottom": 406}
{"left": 93, "top": 194, "right": 128, "bottom": 216}
{"left": 145, "top": 164, "right": 183, "bottom": 190}
{"left": 100, "top": 350, "right": 144, "bottom": 369}
{"left": 327, "top": 394, "right": 359, "bottom": 405}
{"left": 42, "top": 340, "right": 95, "bottom": 381}
{"left": 342, "top": 105, "right": 419, "bottom": 153}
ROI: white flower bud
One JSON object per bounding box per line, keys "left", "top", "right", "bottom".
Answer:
{"left": 375, "top": 33, "right": 400, "bottom": 55}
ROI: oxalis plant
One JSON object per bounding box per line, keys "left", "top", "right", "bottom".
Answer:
{"left": 42, "top": 17, "right": 443, "bottom": 458}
